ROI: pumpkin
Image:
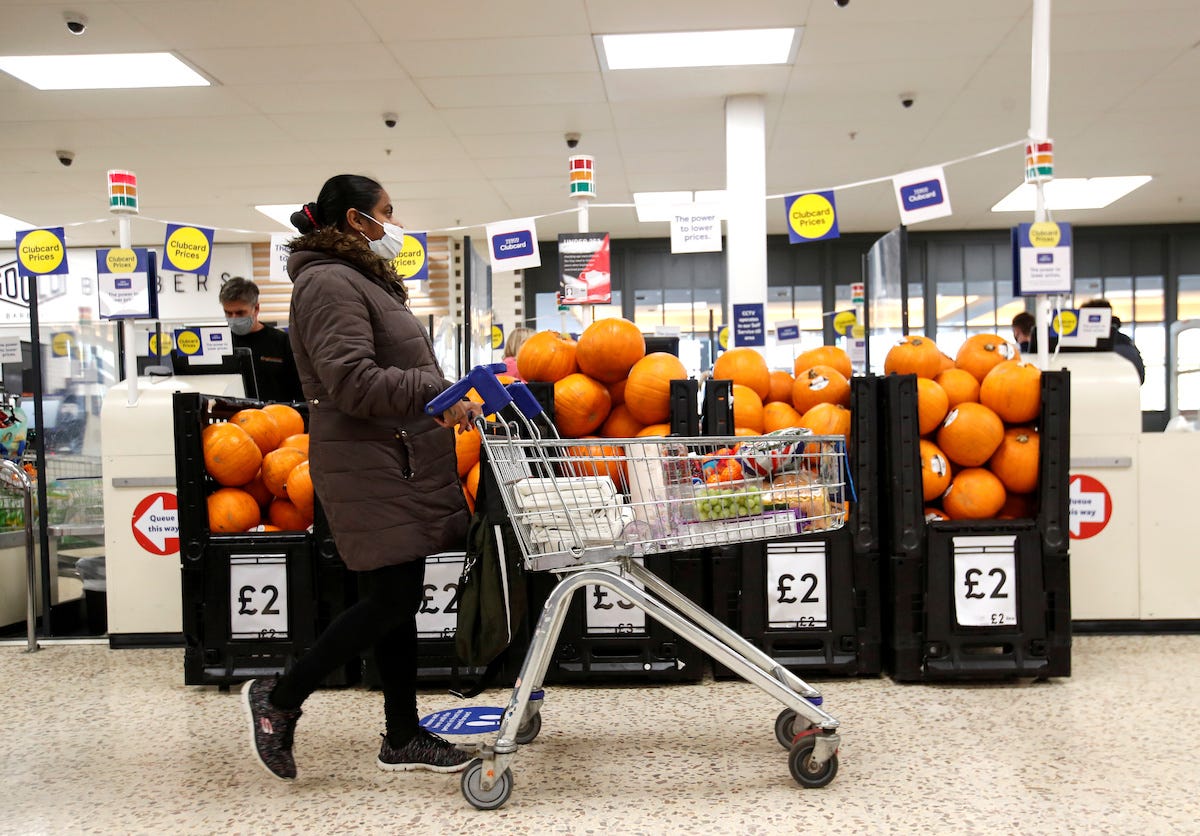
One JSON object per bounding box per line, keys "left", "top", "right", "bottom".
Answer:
{"left": 731, "top": 383, "right": 765, "bottom": 433}
{"left": 261, "top": 446, "right": 307, "bottom": 499}
{"left": 942, "top": 468, "right": 1007, "bottom": 520}
{"left": 262, "top": 403, "right": 305, "bottom": 439}
{"left": 553, "top": 372, "right": 612, "bottom": 437}
{"left": 202, "top": 422, "right": 263, "bottom": 487}
{"left": 763, "top": 401, "right": 804, "bottom": 432}
{"left": 279, "top": 433, "right": 310, "bottom": 456}
{"left": 794, "top": 345, "right": 852, "bottom": 379}
{"left": 636, "top": 423, "right": 672, "bottom": 437}
{"left": 791, "top": 364, "right": 851, "bottom": 415}
{"left": 455, "top": 425, "right": 481, "bottom": 477}
{"left": 980, "top": 360, "right": 1042, "bottom": 423}
{"left": 269, "top": 497, "right": 311, "bottom": 531}
{"left": 575, "top": 318, "right": 645, "bottom": 382}
{"left": 465, "top": 461, "right": 481, "bottom": 501}
{"left": 242, "top": 470, "right": 273, "bottom": 509}
{"left": 208, "top": 487, "right": 261, "bottom": 533}
{"left": 956, "top": 333, "right": 1018, "bottom": 383}
{"left": 988, "top": 427, "right": 1040, "bottom": 494}
{"left": 599, "top": 404, "right": 645, "bottom": 439}
{"left": 608, "top": 378, "right": 626, "bottom": 406}
{"left": 565, "top": 440, "right": 626, "bottom": 488}
{"left": 713, "top": 347, "right": 771, "bottom": 399}
{"left": 934, "top": 368, "right": 980, "bottom": 409}
{"left": 285, "top": 461, "right": 315, "bottom": 517}
{"left": 516, "top": 330, "right": 578, "bottom": 382}
{"left": 924, "top": 507, "right": 950, "bottom": 523}
{"left": 999, "top": 492, "right": 1037, "bottom": 520}
{"left": 916, "top": 378, "right": 950, "bottom": 436}
{"left": 462, "top": 484, "right": 475, "bottom": 514}
{"left": 884, "top": 336, "right": 943, "bottom": 379}
{"left": 624, "top": 353, "right": 688, "bottom": 425}
{"left": 800, "top": 403, "right": 852, "bottom": 445}
{"left": 919, "top": 439, "right": 952, "bottom": 502}
{"left": 937, "top": 402, "right": 1004, "bottom": 467}
{"left": 766, "top": 370, "right": 794, "bottom": 404}
{"left": 230, "top": 408, "right": 282, "bottom": 455}
{"left": 939, "top": 352, "right": 955, "bottom": 372}
{"left": 734, "top": 428, "right": 759, "bottom": 437}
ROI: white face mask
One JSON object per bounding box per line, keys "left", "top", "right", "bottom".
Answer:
{"left": 359, "top": 212, "right": 405, "bottom": 261}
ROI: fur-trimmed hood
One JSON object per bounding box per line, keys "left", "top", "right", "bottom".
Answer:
{"left": 287, "top": 227, "right": 407, "bottom": 303}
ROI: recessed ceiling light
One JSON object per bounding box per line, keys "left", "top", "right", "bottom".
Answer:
{"left": 0, "top": 212, "right": 37, "bottom": 241}
{"left": 0, "top": 53, "right": 209, "bottom": 90}
{"left": 991, "top": 176, "right": 1152, "bottom": 212}
{"left": 255, "top": 205, "right": 301, "bottom": 230}
{"left": 597, "top": 28, "right": 800, "bottom": 71}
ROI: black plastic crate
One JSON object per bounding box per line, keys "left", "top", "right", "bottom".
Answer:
{"left": 527, "top": 552, "right": 707, "bottom": 684}
{"left": 879, "top": 371, "right": 1072, "bottom": 681}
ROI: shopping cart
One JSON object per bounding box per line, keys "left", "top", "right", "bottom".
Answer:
{"left": 427, "top": 365, "right": 849, "bottom": 810}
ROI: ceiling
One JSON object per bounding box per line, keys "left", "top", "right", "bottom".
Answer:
{"left": 1, "top": 0, "right": 1198, "bottom": 248}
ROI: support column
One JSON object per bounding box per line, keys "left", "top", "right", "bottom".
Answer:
{"left": 724, "top": 95, "right": 768, "bottom": 348}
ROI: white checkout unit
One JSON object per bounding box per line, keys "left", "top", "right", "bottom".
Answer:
{"left": 101, "top": 371, "right": 245, "bottom": 642}
{"left": 1049, "top": 350, "right": 1200, "bottom": 623}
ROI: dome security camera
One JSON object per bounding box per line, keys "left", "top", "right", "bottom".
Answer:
{"left": 834, "top": 0, "right": 850, "bottom": 7}
{"left": 899, "top": 93, "right": 915, "bottom": 109}
{"left": 64, "top": 12, "right": 87, "bottom": 35}
{"left": 56, "top": 150, "right": 75, "bottom": 167}
{"left": 565, "top": 132, "right": 581, "bottom": 149}
{"left": 382, "top": 112, "right": 398, "bottom": 129}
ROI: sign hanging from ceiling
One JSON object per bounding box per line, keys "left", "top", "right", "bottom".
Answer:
{"left": 486, "top": 218, "right": 541, "bottom": 273}
{"left": 15, "top": 228, "right": 69, "bottom": 277}
{"left": 392, "top": 232, "right": 429, "bottom": 282}
{"left": 161, "top": 223, "right": 215, "bottom": 275}
{"left": 558, "top": 232, "right": 611, "bottom": 304}
{"left": 784, "top": 192, "right": 839, "bottom": 244}
{"left": 892, "top": 166, "right": 953, "bottom": 225}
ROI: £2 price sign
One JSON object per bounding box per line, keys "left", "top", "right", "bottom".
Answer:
{"left": 230, "top": 554, "right": 289, "bottom": 640}
{"left": 586, "top": 557, "right": 645, "bottom": 635}
{"left": 417, "top": 553, "right": 463, "bottom": 639}
{"left": 952, "top": 535, "right": 1018, "bottom": 627}
{"left": 767, "top": 542, "right": 828, "bottom": 629}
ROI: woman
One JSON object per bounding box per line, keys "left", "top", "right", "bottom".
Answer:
{"left": 502, "top": 326, "right": 534, "bottom": 379}
{"left": 242, "top": 174, "right": 479, "bottom": 781}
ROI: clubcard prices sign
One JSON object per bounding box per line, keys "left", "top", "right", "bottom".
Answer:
{"left": 392, "top": 232, "right": 429, "bottom": 282}
{"left": 893, "top": 166, "right": 953, "bottom": 225}
{"left": 784, "top": 192, "right": 839, "bottom": 244}
{"left": 96, "top": 247, "right": 158, "bottom": 320}
{"left": 1013, "top": 221, "right": 1073, "bottom": 296}
{"left": 15, "top": 228, "right": 69, "bottom": 277}
{"left": 486, "top": 218, "right": 541, "bottom": 272}
{"left": 161, "top": 224, "right": 215, "bottom": 275}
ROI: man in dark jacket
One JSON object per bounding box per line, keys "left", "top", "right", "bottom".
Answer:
{"left": 218, "top": 277, "right": 304, "bottom": 402}
{"left": 1081, "top": 298, "right": 1145, "bottom": 384}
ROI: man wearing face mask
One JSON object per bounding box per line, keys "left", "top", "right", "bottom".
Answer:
{"left": 218, "top": 276, "right": 304, "bottom": 402}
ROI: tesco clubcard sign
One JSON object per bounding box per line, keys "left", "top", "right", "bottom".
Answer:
{"left": 486, "top": 218, "right": 541, "bottom": 272}
{"left": 893, "top": 166, "right": 953, "bottom": 225}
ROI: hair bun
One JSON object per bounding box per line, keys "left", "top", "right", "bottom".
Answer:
{"left": 289, "top": 201, "right": 323, "bottom": 233}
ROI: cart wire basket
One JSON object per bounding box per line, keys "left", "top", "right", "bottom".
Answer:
{"left": 426, "top": 365, "right": 848, "bottom": 809}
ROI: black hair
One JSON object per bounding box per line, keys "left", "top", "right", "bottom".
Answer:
{"left": 289, "top": 174, "right": 384, "bottom": 234}
{"left": 219, "top": 276, "right": 259, "bottom": 305}
{"left": 1011, "top": 311, "right": 1035, "bottom": 334}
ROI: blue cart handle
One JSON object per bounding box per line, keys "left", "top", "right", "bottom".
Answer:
{"left": 424, "top": 364, "right": 545, "bottom": 421}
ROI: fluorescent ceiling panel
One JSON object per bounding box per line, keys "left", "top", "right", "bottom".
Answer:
{"left": 0, "top": 53, "right": 209, "bottom": 90}
{"left": 598, "top": 28, "right": 799, "bottom": 70}
{"left": 991, "top": 176, "right": 1152, "bottom": 212}
{"left": 0, "top": 212, "right": 36, "bottom": 241}
{"left": 255, "top": 205, "right": 300, "bottom": 230}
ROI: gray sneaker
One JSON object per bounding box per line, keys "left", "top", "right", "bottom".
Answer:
{"left": 377, "top": 729, "right": 472, "bottom": 773}
{"left": 241, "top": 677, "right": 302, "bottom": 781}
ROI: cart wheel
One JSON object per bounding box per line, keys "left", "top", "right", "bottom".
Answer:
{"left": 788, "top": 737, "right": 838, "bottom": 788}
{"left": 774, "top": 709, "right": 812, "bottom": 750}
{"left": 461, "top": 759, "right": 514, "bottom": 810}
{"left": 515, "top": 710, "right": 542, "bottom": 745}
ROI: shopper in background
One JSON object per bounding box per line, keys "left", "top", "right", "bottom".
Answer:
{"left": 1081, "top": 298, "right": 1146, "bottom": 384}
{"left": 241, "top": 173, "right": 480, "bottom": 782}
{"left": 1011, "top": 312, "right": 1035, "bottom": 353}
{"left": 502, "top": 326, "right": 534, "bottom": 378}
{"left": 218, "top": 277, "right": 304, "bottom": 403}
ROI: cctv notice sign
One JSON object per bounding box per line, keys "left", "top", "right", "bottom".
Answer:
{"left": 558, "top": 232, "right": 611, "bottom": 304}
{"left": 96, "top": 247, "right": 158, "bottom": 320}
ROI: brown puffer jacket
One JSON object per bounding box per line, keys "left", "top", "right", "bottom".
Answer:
{"left": 286, "top": 229, "right": 468, "bottom": 570}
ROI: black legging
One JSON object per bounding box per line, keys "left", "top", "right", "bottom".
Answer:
{"left": 271, "top": 558, "right": 426, "bottom": 744}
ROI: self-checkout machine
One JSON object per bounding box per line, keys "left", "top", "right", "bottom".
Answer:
{"left": 98, "top": 175, "right": 248, "bottom": 642}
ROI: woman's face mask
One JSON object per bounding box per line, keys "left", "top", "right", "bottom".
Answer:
{"left": 359, "top": 212, "right": 405, "bottom": 261}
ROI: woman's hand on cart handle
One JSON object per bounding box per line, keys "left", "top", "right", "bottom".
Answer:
{"left": 434, "top": 399, "right": 482, "bottom": 433}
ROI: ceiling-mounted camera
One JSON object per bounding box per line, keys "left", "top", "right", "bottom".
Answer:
{"left": 565, "top": 132, "right": 581, "bottom": 149}
{"left": 382, "top": 112, "right": 397, "bottom": 128}
{"left": 64, "top": 12, "right": 87, "bottom": 35}
{"left": 56, "top": 150, "right": 75, "bottom": 167}
{"left": 834, "top": 0, "right": 850, "bottom": 7}
{"left": 899, "top": 93, "right": 915, "bottom": 109}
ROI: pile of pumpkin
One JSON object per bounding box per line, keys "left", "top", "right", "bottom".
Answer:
{"left": 884, "top": 334, "right": 1042, "bottom": 521}
{"left": 454, "top": 318, "right": 859, "bottom": 511}
{"left": 200, "top": 403, "right": 314, "bottom": 533}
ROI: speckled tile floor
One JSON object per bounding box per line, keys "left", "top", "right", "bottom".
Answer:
{"left": 1, "top": 635, "right": 1197, "bottom": 835}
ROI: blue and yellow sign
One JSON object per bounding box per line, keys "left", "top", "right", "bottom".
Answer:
{"left": 16, "top": 227, "right": 69, "bottom": 277}
{"left": 51, "top": 331, "right": 74, "bottom": 357}
{"left": 392, "top": 232, "right": 429, "bottom": 281}
{"left": 173, "top": 328, "right": 203, "bottom": 356}
{"left": 148, "top": 331, "right": 174, "bottom": 357}
{"left": 491, "top": 324, "right": 504, "bottom": 350}
{"left": 717, "top": 325, "right": 730, "bottom": 350}
{"left": 833, "top": 309, "right": 858, "bottom": 337}
{"left": 162, "top": 223, "right": 214, "bottom": 275}
{"left": 784, "top": 191, "right": 839, "bottom": 244}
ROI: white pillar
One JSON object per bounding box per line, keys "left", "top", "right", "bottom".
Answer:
{"left": 724, "top": 95, "right": 768, "bottom": 348}
{"left": 1030, "top": 0, "right": 1053, "bottom": 367}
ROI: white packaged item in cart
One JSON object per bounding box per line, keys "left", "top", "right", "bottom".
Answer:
{"left": 624, "top": 441, "right": 692, "bottom": 537}
{"left": 513, "top": 475, "right": 631, "bottom": 552}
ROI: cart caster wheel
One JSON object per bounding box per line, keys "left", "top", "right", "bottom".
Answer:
{"left": 461, "top": 759, "right": 514, "bottom": 810}
{"left": 774, "top": 709, "right": 812, "bottom": 750}
{"left": 788, "top": 737, "right": 838, "bottom": 788}
{"left": 515, "top": 710, "right": 542, "bottom": 745}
